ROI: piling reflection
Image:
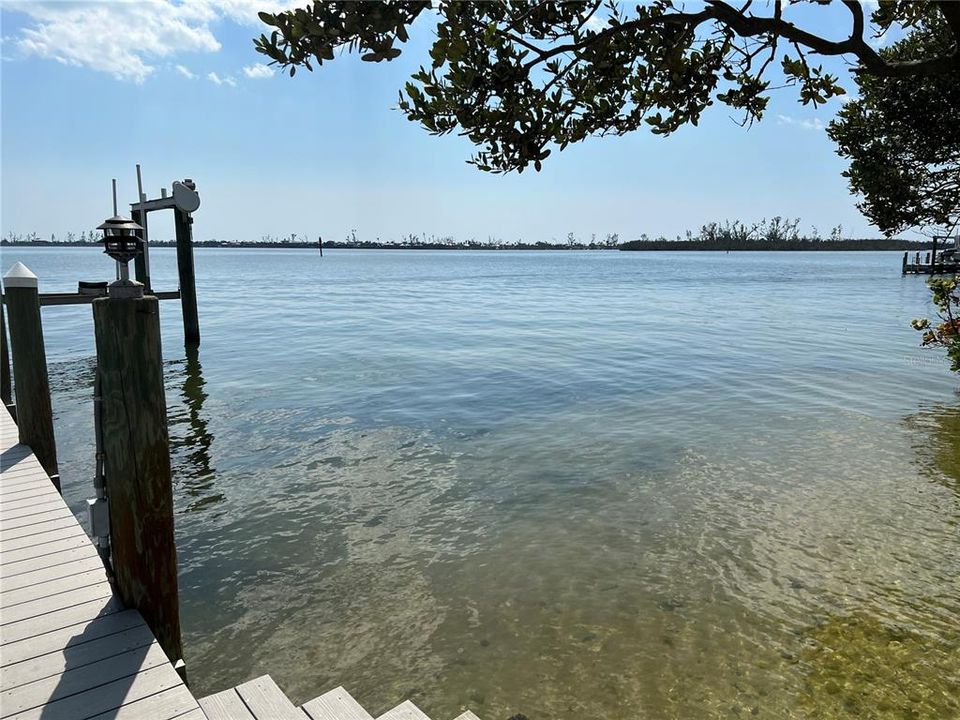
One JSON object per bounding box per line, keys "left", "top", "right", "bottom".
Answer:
{"left": 167, "top": 347, "right": 222, "bottom": 512}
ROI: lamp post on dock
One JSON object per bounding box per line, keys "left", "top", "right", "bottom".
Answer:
{"left": 97, "top": 214, "right": 144, "bottom": 298}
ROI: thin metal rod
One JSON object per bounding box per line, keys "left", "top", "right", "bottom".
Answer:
{"left": 112, "top": 179, "right": 118, "bottom": 216}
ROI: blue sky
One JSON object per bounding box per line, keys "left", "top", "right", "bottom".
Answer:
{"left": 1, "top": 1, "right": 903, "bottom": 243}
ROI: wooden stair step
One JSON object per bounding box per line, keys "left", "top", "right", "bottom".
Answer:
{"left": 235, "top": 675, "right": 305, "bottom": 719}
{"left": 198, "top": 687, "right": 257, "bottom": 720}
{"left": 301, "top": 686, "right": 374, "bottom": 720}
{"left": 200, "top": 675, "right": 305, "bottom": 720}
{"left": 377, "top": 700, "right": 432, "bottom": 720}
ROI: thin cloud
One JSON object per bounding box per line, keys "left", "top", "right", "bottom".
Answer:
{"left": 207, "top": 71, "right": 237, "bottom": 87}
{"left": 4, "top": 0, "right": 299, "bottom": 83}
{"left": 175, "top": 64, "right": 197, "bottom": 80}
{"left": 243, "top": 63, "right": 275, "bottom": 79}
{"left": 777, "top": 114, "right": 825, "bottom": 131}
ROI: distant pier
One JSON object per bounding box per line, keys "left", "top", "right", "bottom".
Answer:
{"left": 901, "top": 235, "right": 960, "bottom": 275}
{"left": 902, "top": 251, "right": 960, "bottom": 275}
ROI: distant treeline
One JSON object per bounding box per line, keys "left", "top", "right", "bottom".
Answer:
{"left": 620, "top": 218, "right": 934, "bottom": 251}
{"left": 0, "top": 238, "right": 619, "bottom": 250}
{"left": 1, "top": 220, "right": 940, "bottom": 251}
{"left": 0, "top": 230, "right": 623, "bottom": 251}
{"left": 620, "top": 238, "right": 931, "bottom": 251}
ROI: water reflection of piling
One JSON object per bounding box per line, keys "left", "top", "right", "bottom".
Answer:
{"left": 170, "top": 347, "right": 222, "bottom": 512}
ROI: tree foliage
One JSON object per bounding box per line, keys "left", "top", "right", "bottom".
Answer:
{"left": 827, "top": 17, "right": 960, "bottom": 236}
{"left": 255, "top": 1, "right": 960, "bottom": 173}
{"left": 913, "top": 277, "right": 960, "bottom": 373}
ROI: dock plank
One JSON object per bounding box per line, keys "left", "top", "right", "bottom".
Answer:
{"left": 0, "top": 554, "right": 105, "bottom": 593}
{"left": 85, "top": 686, "right": 202, "bottom": 720}
{"left": 1, "top": 524, "right": 89, "bottom": 553}
{"left": 1, "top": 623, "right": 155, "bottom": 690}
{"left": 4, "top": 662, "right": 185, "bottom": 720}
{"left": 0, "top": 493, "right": 70, "bottom": 512}
{"left": 0, "top": 581, "right": 113, "bottom": 626}
{"left": 234, "top": 675, "right": 305, "bottom": 720}
{"left": 1, "top": 535, "right": 101, "bottom": 568}
{"left": 377, "top": 700, "right": 433, "bottom": 720}
{"left": 0, "top": 507, "right": 75, "bottom": 533}
{"left": 0, "top": 642, "right": 169, "bottom": 716}
{"left": 1, "top": 568, "right": 108, "bottom": 608}
{"left": 0, "top": 545, "right": 103, "bottom": 579}
{"left": 1, "top": 515, "right": 82, "bottom": 542}
{"left": 199, "top": 688, "right": 257, "bottom": 720}
{"left": 0, "top": 487, "right": 53, "bottom": 503}
{"left": 0, "top": 595, "right": 122, "bottom": 649}
{"left": 0, "top": 610, "right": 145, "bottom": 671}
{"left": 1, "top": 499, "right": 68, "bottom": 521}
{"left": 302, "top": 687, "right": 374, "bottom": 720}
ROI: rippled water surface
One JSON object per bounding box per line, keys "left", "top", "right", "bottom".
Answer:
{"left": 5, "top": 248, "right": 959, "bottom": 719}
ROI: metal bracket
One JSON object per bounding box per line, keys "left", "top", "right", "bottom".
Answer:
{"left": 87, "top": 496, "right": 110, "bottom": 538}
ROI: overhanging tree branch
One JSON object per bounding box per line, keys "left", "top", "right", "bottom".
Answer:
{"left": 256, "top": 1, "right": 960, "bottom": 174}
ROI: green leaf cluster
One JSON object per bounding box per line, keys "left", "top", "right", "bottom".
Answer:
{"left": 914, "top": 276, "right": 960, "bottom": 373}
{"left": 827, "top": 15, "right": 960, "bottom": 235}
{"left": 255, "top": 1, "right": 958, "bottom": 174}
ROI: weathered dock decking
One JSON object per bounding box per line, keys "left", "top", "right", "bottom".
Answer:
{"left": 0, "top": 408, "right": 203, "bottom": 720}
{"left": 0, "top": 406, "right": 483, "bottom": 720}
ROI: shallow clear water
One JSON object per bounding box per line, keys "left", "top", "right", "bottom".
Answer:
{"left": 4, "top": 247, "right": 959, "bottom": 720}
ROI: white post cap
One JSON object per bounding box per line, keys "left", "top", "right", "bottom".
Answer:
{"left": 3, "top": 262, "right": 38, "bottom": 289}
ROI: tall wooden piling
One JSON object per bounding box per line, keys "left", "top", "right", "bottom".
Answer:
{"left": 93, "top": 291, "right": 185, "bottom": 669}
{"left": 174, "top": 209, "right": 200, "bottom": 346}
{"left": 3, "top": 263, "right": 59, "bottom": 489}
{"left": 1, "top": 285, "right": 11, "bottom": 411}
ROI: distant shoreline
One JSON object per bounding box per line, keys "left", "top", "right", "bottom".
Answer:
{"left": 0, "top": 239, "right": 935, "bottom": 251}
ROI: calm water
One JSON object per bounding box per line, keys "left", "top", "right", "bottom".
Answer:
{"left": 4, "top": 247, "right": 959, "bottom": 720}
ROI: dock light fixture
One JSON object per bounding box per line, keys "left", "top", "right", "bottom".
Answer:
{"left": 97, "top": 215, "right": 144, "bottom": 298}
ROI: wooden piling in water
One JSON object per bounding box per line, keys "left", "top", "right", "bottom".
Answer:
{"left": 3, "top": 263, "right": 59, "bottom": 490}
{"left": 1, "top": 286, "right": 11, "bottom": 412}
{"left": 175, "top": 209, "right": 200, "bottom": 346}
{"left": 93, "top": 291, "right": 185, "bottom": 670}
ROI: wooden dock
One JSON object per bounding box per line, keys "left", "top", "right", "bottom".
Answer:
{"left": 0, "top": 407, "right": 203, "bottom": 720}
{"left": 0, "top": 407, "right": 482, "bottom": 720}
{"left": 902, "top": 260, "right": 960, "bottom": 275}
{"left": 901, "top": 245, "right": 960, "bottom": 275}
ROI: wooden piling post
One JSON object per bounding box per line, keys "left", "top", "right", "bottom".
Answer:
{"left": 902, "top": 252, "right": 908, "bottom": 275}
{"left": 174, "top": 209, "right": 200, "bottom": 346}
{"left": 3, "top": 263, "right": 59, "bottom": 490}
{"left": 93, "top": 291, "right": 185, "bottom": 668}
{"left": 1, "top": 283, "right": 11, "bottom": 411}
